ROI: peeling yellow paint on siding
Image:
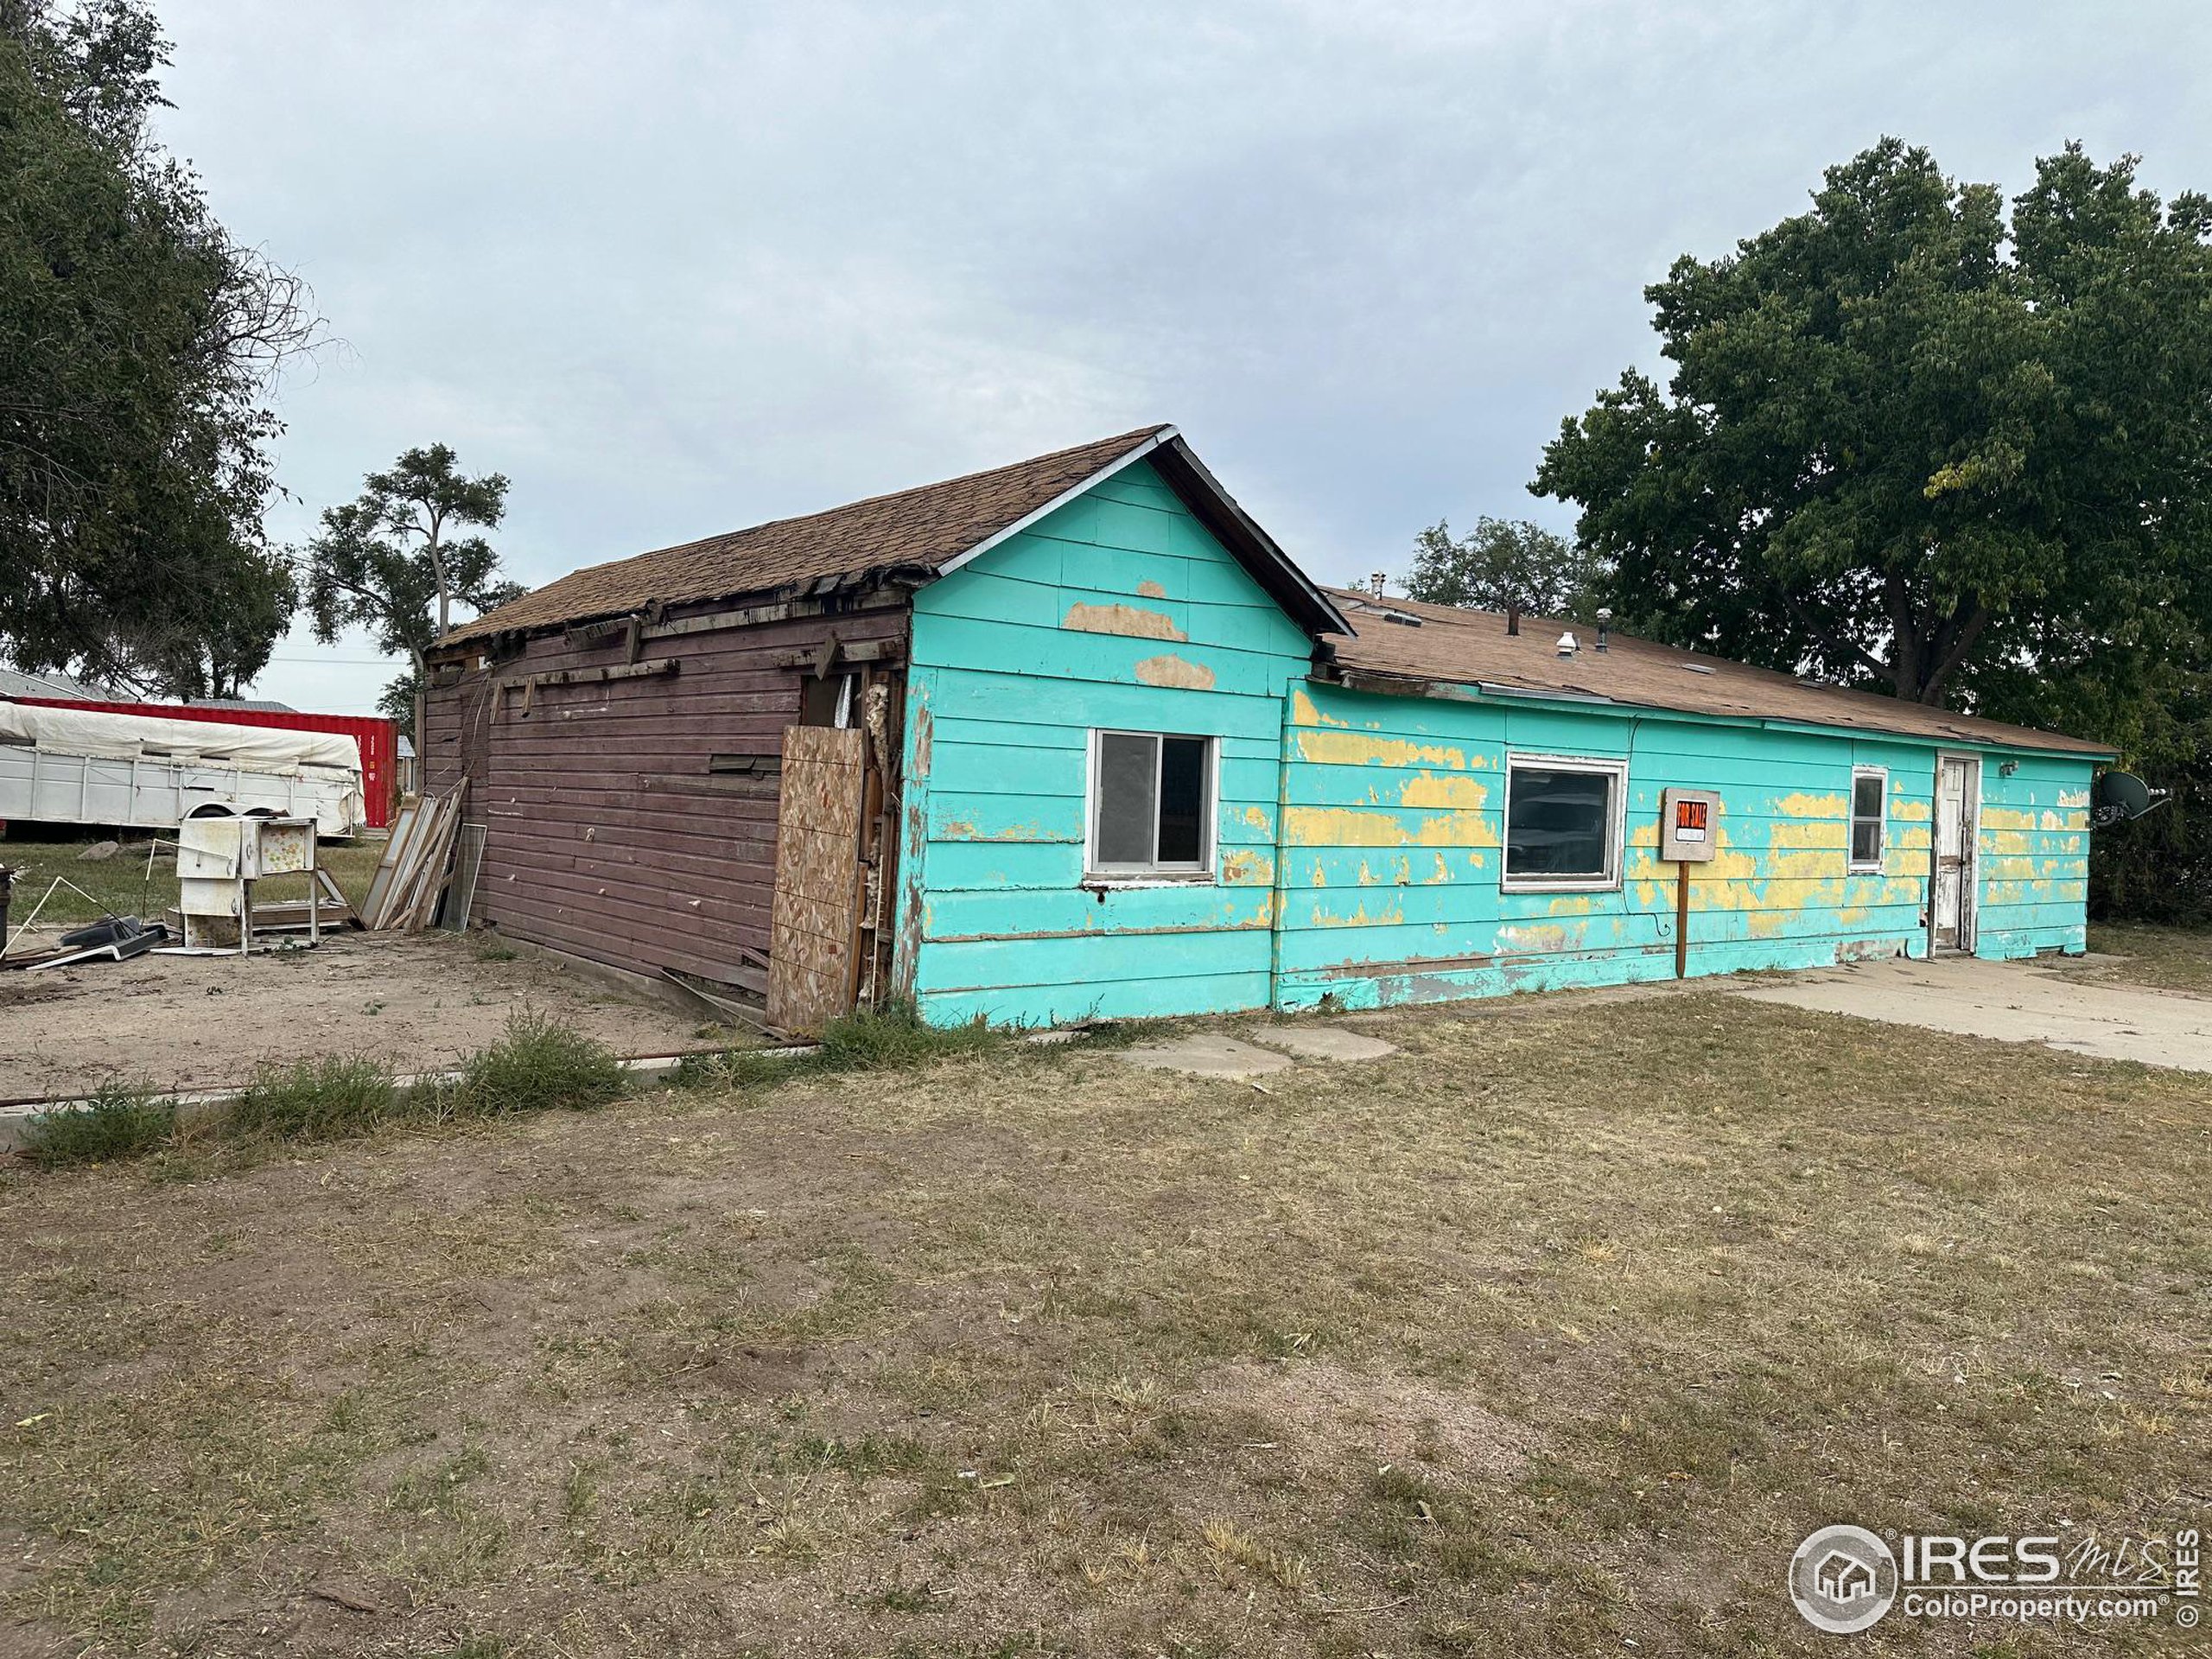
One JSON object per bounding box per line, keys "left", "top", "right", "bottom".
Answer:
{"left": 938, "top": 817, "right": 1055, "bottom": 842}
{"left": 1777, "top": 791, "right": 1848, "bottom": 818}
{"left": 1894, "top": 799, "right": 1932, "bottom": 823}
{"left": 1282, "top": 805, "right": 1500, "bottom": 849}
{"left": 1222, "top": 849, "right": 1274, "bottom": 885}
{"left": 1294, "top": 728, "right": 1473, "bottom": 769}
{"left": 1136, "top": 579, "right": 1168, "bottom": 598}
{"left": 1770, "top": 821, "right": 1844, "bottom": 852}
{"left": 1062, "top": 601, "right": 1185, "bottom": 641}
{"left": 1400, "top": 772, "right": 1489, "bottom": 810}
{"left": 1496, "top": 923, "right": 1580, "bottom": 954}
{"left": 1133, "top": 654, "right": 1216, "bottom": 690}
{"left": 1290, "top": 687, "right": 1350, "bottom": 728}
{"left": 1310, "top": 899, "right": 1407, "bottom": 928}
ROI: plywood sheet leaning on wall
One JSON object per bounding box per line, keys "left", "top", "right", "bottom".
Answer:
{"left": 768, "top": 725, "right": 868, "bottom": 1034}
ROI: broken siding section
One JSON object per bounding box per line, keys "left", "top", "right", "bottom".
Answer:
{"left": 1974, "top": 753, "right": 2094, "bottom": 957}
{"left": 423, "top": 601, "right": 904, "bottom": 988}
{"left": 899, "top": 460, "right": 1310, "bottom": 1026}
{"left": 1275, "top": 682, "right": 1936, "bottom": 1010}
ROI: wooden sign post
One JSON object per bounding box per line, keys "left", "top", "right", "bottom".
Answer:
{"left": 1658, "top": 788, "right": 1721, "bottom": 980}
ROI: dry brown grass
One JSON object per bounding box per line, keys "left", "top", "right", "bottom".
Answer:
{"left": 2080, "top": 922, "right": 2212, "bottom": 995}
{"left": 0, "top": 836, "right": 387, "bottom": 928}
{"left": 2, "top": 988, "right": 2208, "bottom": 1656}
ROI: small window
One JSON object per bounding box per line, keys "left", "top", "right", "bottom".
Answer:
{"left": 1090, "top": 731, "right": 1214, "bottom": 878}
{"left": 1850, "top": 768, "right": 1886, "bottom": 870}
{"left": 1503, "top": 756, "right": 1626, "bottom": 891}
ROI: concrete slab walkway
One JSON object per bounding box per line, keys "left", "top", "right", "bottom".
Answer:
{"left": 1731, "top": 955, "right": 2212, "bottom": 1073}
{"left": 1116, "top": 1024, "right": 1402, "bottom": 1078}
{"left": 1115, "top": 1035, "right": 1295, "bottom": 1080}
{"left": 1244, "top": 1026, "right": 1398, "bottom": 1062}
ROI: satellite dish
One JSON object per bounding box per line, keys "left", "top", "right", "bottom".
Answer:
{"left": 2092, "top": 771, "right": 2170, "bottom": 826}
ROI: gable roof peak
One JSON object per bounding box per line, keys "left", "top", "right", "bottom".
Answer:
{"left": 438, "top": 423, "right": 1344, "bottom": 647}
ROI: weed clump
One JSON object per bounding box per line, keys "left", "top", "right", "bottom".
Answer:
{"left": 17, "top": 1014, "right": 629, "bottom": 1170}
{"left": 814, "top": 1000, "right": 1003, "bottom": 1071}
{"left": 670, "top": 1001, "right": 1004, "bottom": 1091}
{"left": 229, "top": 1054, "right": 398, "bottom": 1142}
{"left": 21, "top": 1077, "right": 172, "bottom": 1166}
{"left": 443, "top": 1009, "right": 629, "bottom": 1117}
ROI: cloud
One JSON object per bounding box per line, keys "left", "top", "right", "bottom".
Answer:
{"left": 150, "top": 0, "right": 2212, "bottom": 712}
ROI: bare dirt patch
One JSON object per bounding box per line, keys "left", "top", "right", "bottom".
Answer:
{"left": 0, "top": 930, "right": 718, "bottom": 1098}
{"left": 1195, "top": 1358, "right": 1535, "bottom": 1478}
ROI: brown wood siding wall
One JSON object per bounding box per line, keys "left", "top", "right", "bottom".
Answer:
{"left": 422, "top": 600, "right": 907, "bottom": 985}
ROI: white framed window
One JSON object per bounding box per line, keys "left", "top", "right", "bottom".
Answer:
{"left": 1849, "top": 766, "right": 1887, "bottom": 871}
{"left": 1501, "top": 753, "right": 1628, "bottom": 892}
{"left": 1086, "top": 730, "right": 1217, "bottom": 880}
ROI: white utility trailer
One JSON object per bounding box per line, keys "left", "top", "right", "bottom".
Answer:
{"left": 0, "top": 701, "right": 365, "bottom": 839}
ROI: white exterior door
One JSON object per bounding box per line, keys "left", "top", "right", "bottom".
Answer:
{"left": 1932, "top": 755, "right": 1979, "bottom": 953}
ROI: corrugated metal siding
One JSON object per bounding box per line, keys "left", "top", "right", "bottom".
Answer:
{"left": 422, "top": 602, "right": 904, "bottom": 984}
{"left": 897, "top": 460, "right": 1312, "bottom": 1026}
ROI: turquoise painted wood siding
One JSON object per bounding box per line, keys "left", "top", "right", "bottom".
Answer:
{"left": 1273, "top": 681, "right": 1967, "bottom": 1008}
{"left": 888, "top": 470, "right": 2095, "bottom": 1023}
{"left": 1974, "top": 754, "right": 2093, "bottom": 958}
{"left": 894, "top": 459, "right": 1312, "bottom": 1027}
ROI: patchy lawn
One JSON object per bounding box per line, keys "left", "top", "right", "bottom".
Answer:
{"left": 2082, "top": 922, "right": 2212, "bottom": 996}
{"left": 0, "top": 834, "right": 387, "bottom": 930}
{"left": 3, "top": 991, "right": 2207, "bottom": 1656}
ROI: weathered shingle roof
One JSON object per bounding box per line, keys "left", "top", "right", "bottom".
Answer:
{"left": 1322, "top": 589, "right": 2111, "bottom": 756}
{"left": 444, "top": 426, "right": 1180, "bottom": 646}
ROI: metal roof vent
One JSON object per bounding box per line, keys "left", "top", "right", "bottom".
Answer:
{"left": 1556, "top": 632, "right": 1579, "bottom": 658}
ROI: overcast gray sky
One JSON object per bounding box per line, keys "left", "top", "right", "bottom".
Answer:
{"left": 155, "top": 0, "right": 2212, "bottom": 715}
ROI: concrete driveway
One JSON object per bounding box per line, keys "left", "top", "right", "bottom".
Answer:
{"left": 1732, "top": 955, "right": 2212, "bottom": 1072}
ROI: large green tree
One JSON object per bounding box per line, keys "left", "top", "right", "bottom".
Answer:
{"left": 1535, "top": 138, "right": 2212, "bottom": 711}
{"left": 300, "top": 444, "right": 524, "bottom": 733}
{"left": 0, "top": 0, "right": 317, "bottom": 696}
{"left": 1405, "top": 516, "right": 1605, "bottom": 619}
{"left": 1535, "top": 139, "right": 2212, "bottom": 918}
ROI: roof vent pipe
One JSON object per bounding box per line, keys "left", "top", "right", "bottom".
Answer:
{"left": 1556, "top": 631, "right": 1579, "bottom": 658}
{"left": 1369, "top": 571, "right": 1386, "bottom": 599}
{"left": 1595, "top": 607, "right": 1612, "bottom": 652}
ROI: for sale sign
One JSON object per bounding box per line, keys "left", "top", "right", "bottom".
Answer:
{"left": 1661, "top": 788, "right": 1721, "bottom": 861}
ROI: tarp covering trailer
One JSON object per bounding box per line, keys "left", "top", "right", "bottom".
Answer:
{"left": 0, "top": 701, "right": 366, "bottom": 837}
